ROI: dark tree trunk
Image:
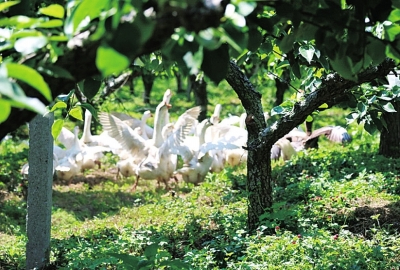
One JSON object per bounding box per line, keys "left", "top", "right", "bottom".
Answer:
{"left": 225, "top": 61, "right": 272, "bottom": 232}
{"left": 379, "top": 101, "right": 400, "bottom": 158}
{"left": 191, "top": 74, "right": 208, "bottom": 121}
{"left": 274, "top": 69, "right": 290, "bottom": 106}
{"left": 175, "top": 71, "right": 184, "bottom": 93}
{"left": 186, "top": 74, "right": 195, "bottom": 101}
{"left": 142, "top": 73, "right": 155, "bottom": 104}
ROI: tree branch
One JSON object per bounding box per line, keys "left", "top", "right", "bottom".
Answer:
{"left": 246, "top": 58, "right": 396, "bottom": 150}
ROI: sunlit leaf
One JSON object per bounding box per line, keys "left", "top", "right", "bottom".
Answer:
{"left": 14, "top": 36, "right": 48, "bottom": 55}
{"left": 69, "top": 106, "right": 83, "bottom": 121}
{"left": 6, "top": 63, "right": 52, "bottom": 101}
{"left": 0, "top": 1, "right": 19, "bottom": 12}
{"left": 96, "top": 45, "right": 130, "bottom": 77}
{"left": 0, "top": 99, "right": 11, "bottom": 123}
{"left": 299, "top": 44, "right": 315, "bottom": 63}
{"left": 64, "top": 0, "right": 109, "bottom": 36}
{"left": 382, "top": 102, "right": 397, "bottom": 112}
{"left": 37, "top": 19, "right": 63, "bottom": 28}
{"left": 346, "top": 112, "right": 359, "bottom": 124}
{"left": 50, "top": 101, "right": 67, "bottom": 112}
{"left": 39, "top": 4, "right": 65, "bottom": 19}
{"left": 318, "top": 103, "right": 329, "bottom": 109}
{"left": 51, "top": 119, "right": 64, "bottom": 140}
{"left": 7, "top": 95, "right": 47, "bottom": 115}
{"left": 306, "top": 115, "right": 313, "bottom": 122}
{"left": 0, "top": 16, "right": 41, "bottom": 28}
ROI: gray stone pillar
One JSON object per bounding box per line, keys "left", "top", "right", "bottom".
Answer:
{"left": 26, "top": 113, "right": 54, "bottom": 270}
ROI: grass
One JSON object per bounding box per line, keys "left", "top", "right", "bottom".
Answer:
{"left": 0, "top": 77, "right": 400, "bottom": 269}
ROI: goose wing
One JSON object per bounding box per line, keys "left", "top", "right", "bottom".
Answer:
{"left": 99, "top": 112, "right": 147, "bottom": 156}
{"left": 307, "top": 126, "right": 351, "bottom": 143}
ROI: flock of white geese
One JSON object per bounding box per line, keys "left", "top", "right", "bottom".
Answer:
{"left": 21, "top": 89, "right": 352, "bottom": 191}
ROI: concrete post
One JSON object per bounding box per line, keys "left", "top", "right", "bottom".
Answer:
{"left": 26, "top": 113, "right": 54, "bottom": 270}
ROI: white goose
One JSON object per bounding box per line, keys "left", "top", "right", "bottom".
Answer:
{"left": 173, "top": 118, "right": 240, "bottom": 184}
{"left": 132, "top": 105, "right": 200, "bottom": 190}
{"left": 100, "top": 101, "right": 170, "bottom": 183}
{"left": 55, "top": 126, "right": 84, "bottom": 181}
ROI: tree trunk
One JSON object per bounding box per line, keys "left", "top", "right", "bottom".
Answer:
{"left": 225, "top": 61, "right": 273, "bottom": 232}
{"left": 142, "top": 73, "right": 155, "bottom": 104}
{"left": 379, "top": 101, "right": 400, "bottom": 158}
{"left": 175, "top": 71, "right": 184, "bottom": 93}
{"left": 191, "top": 74, "right": 208, "bottom": 121}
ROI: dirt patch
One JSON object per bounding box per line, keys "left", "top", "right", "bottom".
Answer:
{"left": 346, "top": 197, "right": 400, "bottom": 236}
{"left": 54, "top": 168, "right": 118, "bottom": 187}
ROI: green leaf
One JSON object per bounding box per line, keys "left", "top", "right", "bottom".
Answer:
{"left": 69, "top": 106, "right": 83, "bottom": 121}
{"left": 51, "top": 119, "right": 64, "bottom": 140}
{"left": 144, "top": 243, "right": 158, "bottom": 260}
{"left": 0, "top": 1, "right": 19, "bottom": 12}
{"left": 14, "top": 36, "right": 48, "bottom": 55}
{"left": 384, "top": 23, "right": 400, "bottom": 41}
{"left": 159, "top": 259, "right": 191, "bottom": 269}
{"left": 37, "top": 65, "right": 74, "bottom": 80}
{"left": 96, "top": 45, "right": 130, "bottom": 77}
{"left": 388, "top": 8, "right": 400, "bottom": 23}
{"left": 299, "top": 44, "right": 315, "bottom": 63}
{"left": 271, "top": 106, "right": 285, "bottom": 116}
{"left": 80, "top": 103, "right": 97, "bottom": 121}
{"left": 329, "top": 56, "right": 357, "bottom": 81}
{"left": 57, "top": 90, "right": 74, "bottom": 102}
{"left": 318, "top": 103, "right": 329, "bottom": 109}
{"left": 0, "top": 16, "right": 41, "bottom": 29}
{"left": 201, "top": 43, "right": 229, "bottom": 84}
{"left": 247, "top": 27, "right": 262, "bottom": 51}
{"left": 279, "top": 33, "right": 296, "bottom": 53}
{"left": 382, "top": 102, "right": 397, "bottom": 112}
{"left": 64, "top": 0, "right": 109, "bottom": 36}
{"left": 6, "top": 63, "right": 52, "bottom": 101}
{"left": 305, "top": 115, "right": 313, "bottom": 122}
{"left": 39, "top": 4, "right": 65, "bottom": 19}
{"left": 107, "top": 253, "right": 140, "bottom": 267}
{"left": 0, "top": 99, "right": 11, "bottom": 124}
{"left": 346, "top": 112, "right": 359, "bottom": 124}
{"left": 364, "top": 121, "right": 377, "bottom": 135}
{"left": 291, "top": 62, "right": 301, "bottom": 79}
{"left": 276, "top": 60, "right": 290, "bottom": 69}
{"left": 366, "top": 38, "right": 386, "bottom": 65}
{"left": 37, "top": 19, "right": 63, "bottom": 28}
{"left": 82, "top": 78, "right": 101, "bottom": 101}
{"left": 50, "top": 101, "right": 67, "bottom": 112}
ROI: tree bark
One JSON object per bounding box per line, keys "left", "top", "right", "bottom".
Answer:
{"left": 142, "top": 73, "right": 155, "bottom": 104}
{"left": 379, "top": 101, "right": 400, "bottom": 158}
{"left": 225, "top": 61, "right": 272, "bottom": 232}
